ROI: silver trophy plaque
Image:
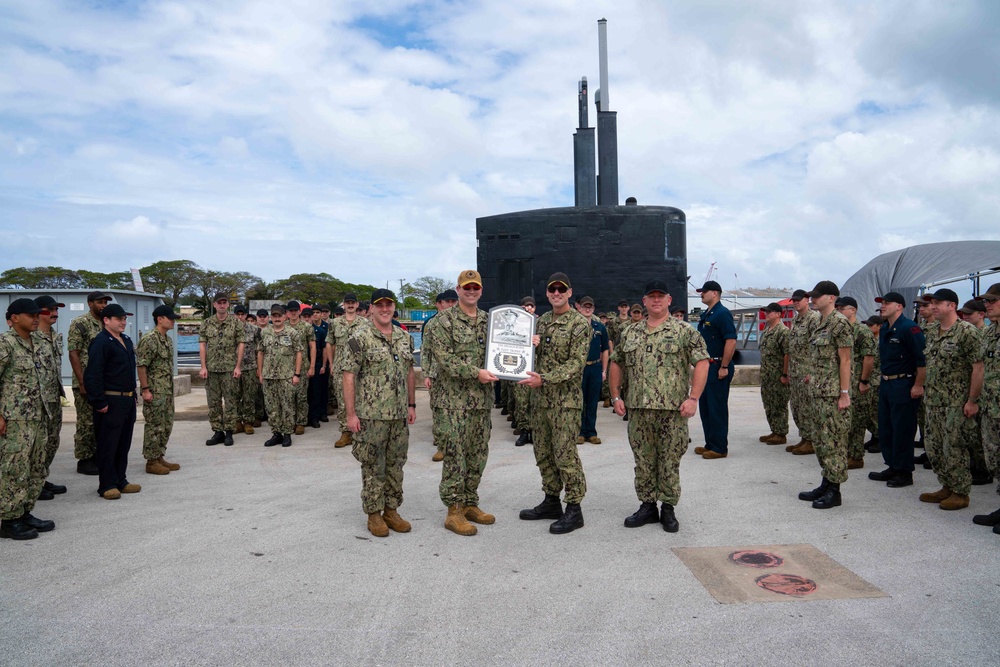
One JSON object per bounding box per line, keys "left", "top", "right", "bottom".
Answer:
{"left": 486, "top": 305, "right": 535, "bottom": 381}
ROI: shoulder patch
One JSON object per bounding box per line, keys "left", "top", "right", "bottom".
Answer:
{"left": 910, "top": 326, "right": 921, "bottom": 334}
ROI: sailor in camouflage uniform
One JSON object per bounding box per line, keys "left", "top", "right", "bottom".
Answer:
{"left": 425, "top": 270, "right": 498, "bottom": 536}
{"left": 257, "top": 305, "right": 303, "bottom": 448}
{"left": 33, "top": 296, "right": 67, "bottom": 499}
{"left": 609, "top": 280, "right": 709, "bottom": 533}
{"left": 199, "top": 293, "right": 245, "bottom": 447}
{"left": 517, "top": 273, "right": 591, "bottom": 535}
{"left": 68, "top": 290, "right": 111, "bottom": 475}
{"left": 343, "top": 289, "right": 416, "bottom": 538}
{"left": 283, "top": 302, "right": 315, "bottom": 436}
{"left": 137, "top": 305, "right": 181, "bottom": 475}
{"left": 918, "top": 288, "right": 984, "bottom": 511}
{"left": 972, "top": 284, "right": 1000, "bottom": 531}
{"left": 513, "top": 296, "right": 537, "bottom": 447}
{"left": 787, "top": 289, "right": 820, "bottom": 455}
{"left": 1, "top": 298, "right": 55, "bottom": 540}
{"left": 757, "top": 302, "right": 790, "bottom": 445}
{"left": 836, "top": 297, "right": 878, "bottom": 469}
{"left": 330, "top": 293, "right": 368, "bottom": 448}
{"left": 797, "top": 281, "right": 853, "bottom": 510}
{"left": 234, "top": 305, "right": 261, "bottom": 435}
{"left": 421, "top": 289, "right": 458, "bottom": 461}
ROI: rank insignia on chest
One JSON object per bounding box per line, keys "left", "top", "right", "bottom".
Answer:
{"left": 646, "top": 345, "right": 653, "bottom": 353}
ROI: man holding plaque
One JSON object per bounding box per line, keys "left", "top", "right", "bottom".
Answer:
{"left": 518, "top": 272, "right": 592, "bottom": 534}
{"left": 425, "top": 270, "right": 498, "bottom": 536}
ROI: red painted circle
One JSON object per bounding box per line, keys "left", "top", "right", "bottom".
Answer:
{"left": 729, "top": 550, "right": 784, "bottom": 568}
{"left": 755, "top": 573, "right": 818, "bottom": 596}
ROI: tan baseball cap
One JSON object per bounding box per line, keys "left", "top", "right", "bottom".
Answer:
{"left": 458, "top": 270, "right": 482, "bottom": 287}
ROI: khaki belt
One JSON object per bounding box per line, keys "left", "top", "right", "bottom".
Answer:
{"left": 881, "top": 374, "right": 913, "bottom": 381}
{"left": 105, "top": 391, "right": 135, "bottom": 397}
{"left": 586, "top": 360, "right": 600, "bottom": 366}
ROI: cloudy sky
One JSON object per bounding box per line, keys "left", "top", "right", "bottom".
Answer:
{"left": 2, "top": 0, "right": 999, "bottom": 292}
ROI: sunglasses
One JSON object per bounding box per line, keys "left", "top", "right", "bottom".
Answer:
{"left": 460, "top": 284, "right": 482, "bottom": 291}
{"left": 547, "top": 284, "right": 568, "bottom": 294}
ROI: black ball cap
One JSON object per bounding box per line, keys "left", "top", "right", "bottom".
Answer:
{"left": 256, "top": 309, "right": 269, "bottom": 318}
{"left": 342, "top": 293, "right": 358, "bottom": 303}
{"left": 644, "top": 279, "right": 670, "bottom": 296}
{"left": 232, "top": 304, "right": 247, "bottom": 314}
{"left": 790, "top": 289, "right": 809, "bottom": 300}
{"left": 875, "top": 292, "right": 906, "bottom": 305}
{"left": 301, "top": 307, "right": 314, "bottom": 317}
{"left": 270, "top": 305, "right": 286, "bottom": 315}
{"left": 34, "top": 295, "right": 66, "bottom": 309}
{"left": 806, "top": 280, "right": 840, "bottom": 298}
{"left": 152, "top": 305, "right": 180, "bottom": 320}
{"left": 618, "top": 299, "right": 629, "bottom": 307}
{"left": 863, "top": 315, "right": 884, "bottom": 326}
{"left": 835, "top": 296, "right": 858, "bottom": 309}
{"left": 440, "top": 289, "right": 459, "bottom": 301}
{"left": 763, "top": 302, "right": 783, "bottom": 313}
{"left": 520, "top": 296, "right": 536, "bottom": 307}
{"left": 929, "top": 288, "right": 959, "bottom": 304}
{"left": 212, "top": 292, "right": 230, "bottom": 303}
{"left": 7, "top": 297, "right": 42, "bottom": 316}
{"left": 547, "top": 272, "right": 571, "bottom": 288}
{"left": 371, "top": 288, "right": 395, "bottom": 304}
{"left": 101, "top": 304, "right": 133, "bottom": 318}
{"left": 697, "top": 280, "right": 722, "bottom": 293}
{"left": 285, "top": 300, "right": 301, "bottom": 311}
{"left": 86, "top": 290, "right": 113, "bottom": 302}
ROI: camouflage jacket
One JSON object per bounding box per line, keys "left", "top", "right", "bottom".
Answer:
{"left": 789, "top": 309, "right": 819, "bottom": 379}
{"left": 259, "top": 326, "right": 303, "bottom": 381}
{"left": 289, "top": 320, "right": 316, "bottom": 364}
{"left": 420, "top": 314, "right": 440, "bottom": 380}
{"left": 330, "top": 315, "right": 369, "bottom": 372}
{"left": 758, "top": 322, "right": 789, "bottom": 381}
{"left": 0, "top": 330, "right": 47, "bottom": 421}
{"left": 850, "top": 321, "right": 879, "bottom": 393}
{"left": 241, "top": 322, "right": 261, "bottom": 370}
{"left": 605, "top": 317, "right": 621, "bottom": 348}
{"left": 925, "top": 320, "right": 982, "bottom": 409}
{"left": 33, "top": 328, "right": 63, "bottom": 404}
{"left": 806, "top": 311, "right": 853, "bottom": 399}
{"left": 67, "top": 312, "right": 103, "bottom": 388}
{"left": 981, "top": 321, "right": 1000, "bottom": 419}
{"left": 424, "top": 306, "right": 491, "bottom": 410}
{"left": 533, "top": 309, "right": 591, "bottom": 409}
{"left": 199, "top": 314, "right": 244, "bottom": 373}
{"left": 344, "top": 324, "right": 414, "bottom": 420}
{"left": 612, "top": 316, "right": 709, "bottom": 410}
{"left": 136, "top": 330, "right": 174, "bottom": 396}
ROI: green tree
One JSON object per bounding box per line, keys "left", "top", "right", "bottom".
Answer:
{"left": 402, "top": 276, "right": 451, "bottom": 308}
{"left": 271, "top": 273, "right": 378, "bottom": 307}
{"left": 137, "top": 260, "right": 203, "bottom": 307}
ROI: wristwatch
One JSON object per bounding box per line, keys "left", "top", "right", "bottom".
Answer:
{"left": 611, "top": 397, "right": 622, "bottom": 404}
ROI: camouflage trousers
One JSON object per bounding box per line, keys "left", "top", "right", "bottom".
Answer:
{"left": 438, "top": 408, "right": 491, "bottom": 507}
{"left": 847, "top": 386, "right": 877, "bottom": 459}
{"left": 969, "top": 414, "right": 987, "bottom": 473}
{"left": 335, "top": 372, "right": 349, "bottom": 434}
{"left": 42, "top": 402, "right": 62, "bottom": 472}
{"left": 628, "top": 409, "right": 689, "bottom": 506}
{"left": 532, "top": 407, "right": 587, "bottom": 504}
{"left": 925, "top": 405, "right": 975, "bottom": 495}
{"left": 789, "top": 377, "right": 812, "bottom": 441}
{"left": 513, "top": 383, "right": 532, "bottom": 431}
{"left": 206, "top": 372, "right": 238, "bottom": 432}
{"left": 504, "top": 380, "right": 515, "bottom": 415}
{"left": 294, "top": 371, "right": 309, "bottom": 426}
{"left": 352, "top": 418, "right": 408, "bottom": 514}
{"left": 262, "top": 379, "right": 296, "bottom": 436}
{"left": 601, "top": 373, "right": 610, "bottom": 402}
{"left": 760, "top": 373, "right": 790, "bottom": 436}
{"left": 236, "top": 371, "right": 260, "bottom": 425}
{"left": 429, "top": 383, "right": 444, "bottom": 451}
{"left": 1, "top": 419, "right": 46, "bottom": 520}
{"left": 142, "top": 393, "right": 175, "bottom": 460}
{"left": 73, "top": 386, "right": 96, "bottom": 460}
{"left": 810, "top": 396, "right": 849, "bottom": 484}
{"left": 981, "top": 415, "right": 1000, "bottom": 496}
{"left": 256, "top": 382, "right": 266, "bottom": 420}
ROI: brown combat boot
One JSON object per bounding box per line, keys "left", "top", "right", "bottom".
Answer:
{"left": 120, "top": 483, "right": 142, "bottom": 494}
{"left": 694, "top": 447, "right": 707, "bottom": 455}
{"left": 847, "top": 458, "right": 864, "bottom": 469}
{"left": 102, "top": 489, "right": 121, "bottom": 500}
{"left": 244, "top": 423, "right": 255, "bottom": 435}
{"left": 792, "top": 441, "right": 815, "bottom": 455}
{"left": 919, "top": 487, "right": 952, "bottom": 503}
{"left": 158, "top": 456, "right": 180, "bottom": 471}
{"left": 759, "top": 433, "right": 776, "bottom": 442}
{"left": 145, "top": 459, "right": 170, "bottom": 475}
{"left": 587, "top": 436, "right": 602, "bottom": 445}
{"left": 786, "top": 439, "right": 806, "bottom": 452}
{"left": 294, "top": 425, "right": 305, "bottom": 435}
{"left": 382, "top": 508, "right": 412, "bottom": 532}
{"left": 367, "top": 512, "right": 389, "bottom": 537}
{"left": 445, "top": 504, "right": 477, "bottom": 536}
{"left": 335, "top": 432, "right": 352, "bottom": 448}
{"left": 253, "top": 419, "right": 262, "bottom": 427}
{"left": 576, "top": 436, "right": 585, "bottom": 444}
{"left": 432, "top": 450, "right": 444, "bottom": 462}
{"left": 765, "top": 435, "right": 787, "bottom": 445}
{"left": 939, "top": 493, "right": 970, "bottom": 510}
{"left": 464, "top": 505, "right": 496, "bottom": 525}
{"left": 235, "top": 421, "right": 245, "bottom": 433}
{"left": 603, "top": 398, "right": 612, "bottom": 408}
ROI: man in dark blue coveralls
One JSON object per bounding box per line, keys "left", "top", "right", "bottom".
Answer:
{"left": 576, "top": 296, "right": 609, "bottom": 445}
{"left": 868, "top": 291, "right": 926, "bottom": 488}
{"left": 696, "top": 281, "right": 736, "bottom": 459}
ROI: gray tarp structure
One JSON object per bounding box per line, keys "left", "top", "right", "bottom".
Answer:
{"left": 841, "top": 241, "right": 1000, "bottom": 319}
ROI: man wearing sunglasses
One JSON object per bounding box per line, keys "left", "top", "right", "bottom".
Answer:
{"left": 68, "top": 291, "right": 112, "bottom": 475}
{"left": 518, "top": 273, "right": 592, "bottom": 534}
{"left": 425, "top": 270, "right": 498, "bottom": 536}
{"left": 199, "top": 293, "right": 245, "bottom": 447}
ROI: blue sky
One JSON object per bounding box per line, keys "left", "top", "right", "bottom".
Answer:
{"left": 2, "top": 0, "right": 999, "bottom": 292}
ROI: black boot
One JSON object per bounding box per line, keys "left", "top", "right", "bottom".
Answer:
{"left": 515, "top": 432, "right": 530, "bottom": 447}
{"left": 973, "top": 507, "right": 1000, "bottom": 527}
{"left": 76, "top": 457, "right": 99, "bottom": 475}
{"left": 868, "top": 468, "right": 895, "bottom": 482}
{"left": 660, "top": 503, "right": 680, "bottom": 533}
{"left": 864, "top": 437, "right": 880, "bottom": 454}
{"left": 264, "top": 433, "right": 282, "bottom": 447}
{"left": 309, "top": 419, "right": 321, "bottom": 429}
{"left": 886, "top": 471, "right": 913, "bottom": 488}
{"left": 282, "top": 434, "right": 292, "bottom": 448}
{"left": 37, "top": 486, "right": 54, "bottom": 501}
{"left": 206, "top": 431, "right": 225, "bottom": 446}
{"left": 519, "top": 495, "right": 563, "bottom": 520}
{"left": 500, "top": 407, "right": 509, "bottom": 416}
{"left": 798, "top": 478, "right": 829, "bottom": 501}
{"left": 44, "top": 480, "right": 67, "bottom": 494}
{"left": 971, "top": 469, "right": 994, "bottom": 486}
{"left": 812, "top": 482, "right": 842, "bottom": 509}
{"left": 914, "top": 452, "right": 928, "bottom": 464}
{"left": 224, "top": 430, "right": 235, "bottom": 446}
{"left": 526, "top": 431, "right": 533, "bottom": 444}
{"left": 624, "top": 502, "right": 659, "bottom": 528}
{"left": 550, "top": 503, "right": 584, "bottom": 534}
{"left": 0, "top": 519, "right": 38, "bottom": 540}
{"left": 20, "top": 512, "right": 55, "bottom": 532}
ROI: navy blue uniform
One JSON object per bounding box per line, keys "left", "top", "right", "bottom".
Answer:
{"left": 698, "top": 303, "right": 737, "bottom": 454}
{"left": 85, "top": 330, "right": 137, "bottom": 495}
{"left": 580, "top": 318, "right": 609, "bottom": 439}
{"left": 878, "top": 315, "right": 926, "bottom": 472}
{"left": 308, "top": 321, "right": 329, "bottom": 423}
